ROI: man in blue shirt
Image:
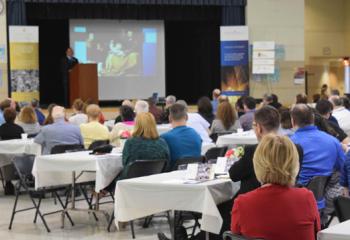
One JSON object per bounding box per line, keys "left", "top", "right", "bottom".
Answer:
{"left": 31, "top": 99, "right": 45, "bottom": 125}
{"left": 161, "top": 103, "right": 202, "bottom": 170}
{"left": 35, "top": 106, "right": 83, "bottom": 154}
{"left": 290, "top": 104, "right": 345, "bottom": 210}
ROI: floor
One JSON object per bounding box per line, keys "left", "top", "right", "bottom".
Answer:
{"left": 0, "top": 191, "right": 171, "bottom": 240}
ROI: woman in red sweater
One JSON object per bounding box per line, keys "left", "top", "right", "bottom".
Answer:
{"left": 231, "top": 134, "right": 320, "bottom": 240}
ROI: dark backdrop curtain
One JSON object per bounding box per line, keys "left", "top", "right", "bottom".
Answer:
{"left": 7, "top": 0, "right": 27, "bottom": 25}
{"left": 22, "top": 2, "right": 245, "bottom": 105}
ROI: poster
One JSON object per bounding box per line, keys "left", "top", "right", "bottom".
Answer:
{"left": 220, "top": 26, "right": 249, "bottom": 97}
{"left": 9, "top": 26, "right": 39, "bottom": 103}
{"left": 252, "top": 41, "right": 275, "bottom": 74}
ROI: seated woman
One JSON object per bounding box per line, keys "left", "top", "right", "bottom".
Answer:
{"left": 69, "top": 98, "right": 88, "bottom": 126}
{"left": 197, "top": 96, "right": 215, "bottom": 126}
{"left": 231, "top": 134, "right": 320, "bottom": 240}
{"left": 122, "top": 112, "right": 169, "bottom": 173}
{"left": 43, "top": 103, "right": 57, "bottom": 125}
{"left": 80, "top": 104, "right": 109, "bottom": 149}
{"left": 0, "top": 108, "right": 24, "bottom": 140}
{"left": 211, "top": 101, "right": 241, "bottom": 135}
{"left": 280, "top": 109, "right": 294, "bottom": 137}
{"left": 110, "top": 105, "right": 135, "bottom": 146}
{"left": 16, "top": 106, "right": 41, "bottom": 135}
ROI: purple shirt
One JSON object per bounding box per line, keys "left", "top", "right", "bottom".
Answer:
{"left": 239, "top": 110, "right": 256, "bottom": 131}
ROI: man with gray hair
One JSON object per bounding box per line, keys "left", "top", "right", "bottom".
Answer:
{"left": 134, "top": 100, "right": 149, "bottom": 114}
{"left": 329, "top": 95, "right": 350, "bottom": 136}
{"left": 160, "top": 95, "right": 177, "bottom": 123}
{"left": 34, "top": 106, "right": 83, "bottom": 154}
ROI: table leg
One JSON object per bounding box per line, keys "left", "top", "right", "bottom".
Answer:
{"left": 169, "top": 210, "right": 175, "bottom": 240}
{"left": 71, "top": 171, "right": 76, "bottom": 209}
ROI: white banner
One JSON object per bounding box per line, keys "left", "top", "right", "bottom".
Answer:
{"left": 253, "top": 41, "right": 275, "bottom": 74}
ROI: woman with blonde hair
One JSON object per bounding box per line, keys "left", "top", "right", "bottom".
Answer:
{"left": 122, "top": 112, "right": 169, "bottom": 170}
{"left": 231, "top": 134, "right": 320, "bottom": 240}
{"left": 211, "top": 101, "right": 240, "bottom": 134}
{"left": 69, "top": 98, "right": 88, "bottom": 126}
{"left": 17, "top": 106, "right": 41, "bottom": 135}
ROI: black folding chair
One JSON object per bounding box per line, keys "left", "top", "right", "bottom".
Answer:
{"left": 88, "top": 140, "right": 110, "bottom": 150}
{"left": 172, "top": 156, "right": 205, "bottom": 171}
{"left": 205, "top": 146, "right": 228, "bottom": 161}
{"left": 51, "top": 144, "right": 85, "bottom": 154}
{"left": 333, "top": 196, "right": 350, "bottom": 222}
{"left": 306, "top": 176, "right": 330, "bottom": 202}
{"left": 107, "top": 159, "right": 167, "bottom": 238}
{"left": 223, "top": 231, "right": 264, "bottom": 240}
{"left": 9, "top": 154, "right": 74, "bottom": 232}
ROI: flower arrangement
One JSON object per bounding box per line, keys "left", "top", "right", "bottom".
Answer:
{"left": 224, "top": 146, "right": 245, "bottom": 171}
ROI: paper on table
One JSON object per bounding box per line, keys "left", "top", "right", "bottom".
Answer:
{"left": 215, "top": 157, "right": 228, "bottom": 174}
{"left": 185, "top": 163, "right": 199, "bottom": 180}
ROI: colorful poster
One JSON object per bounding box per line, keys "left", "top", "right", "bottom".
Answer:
{"left": 9, "top": 26, "right": 39, "bottom": 103}
{"left": 220, "top": 26, "right": 249, "bottom": 97}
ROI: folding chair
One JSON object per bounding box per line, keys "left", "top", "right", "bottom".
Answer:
{"left": 88, "top": 140, "right": 110, "bottom": 150}
{"left": 107, "top": 159, "right": 167, "bottom": 238}
{"left": 9, "top": 154, "right": 74, "bottom": 232}
{"left": 333, "top": 196, "right": 350, "bottom": 222}
{"left": 204, "top": 146, "right": 228, "bottom": 161}
{"left": 171, "top": 156, "right": 205, "bottom": 171}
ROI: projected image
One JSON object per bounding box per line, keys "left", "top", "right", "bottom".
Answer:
{"left": 70, "top": 20, "right": 165, "bottom": 100}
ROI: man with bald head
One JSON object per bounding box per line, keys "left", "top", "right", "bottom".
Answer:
{"left": 35, "top": 106, "right": 83, "bottom": 154}
{"left": 290, "top": 104, "right": 345, "bottom": 211}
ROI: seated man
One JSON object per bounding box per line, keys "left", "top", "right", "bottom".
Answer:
{"left": 290, "top": 104, "right": 345, "bottom": 210}
{"left": 34, "top": 106, "right": 84, "bottom": 154}
{"left": 80, "top": 104, "right": 109, "bottom": 149}
{"left": 161, "top": 103, "right": 202, "bottom": 170}
{"left": 329, "top": 95, "right": 350, "bottom": 136}
{"left": 239, "top": 96, "right": 256, "bottom": 131}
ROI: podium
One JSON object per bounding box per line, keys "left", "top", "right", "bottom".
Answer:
{"left": 69, "top": 63, "right": 98, "bottom": 106}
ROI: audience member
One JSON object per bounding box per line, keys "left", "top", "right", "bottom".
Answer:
{"left": 110, "top": 105, "right": 135, "bottom": 146}
{"left": 43, "top": 103, "right": 57, "bottom": 125}
{"left": 331, "top": 89, "right": 340, "bottom": 96}
{"left": 197, "top": 96, "right": 214, "bottom": 126}
{"left": 148, "top": 97, "right": 163, "bottom": 124}
{"left": 313, "top": 93, "right": 321, "bottom": 103}
{"left": 69, "top": 99, "right": 88, "bottom": 126}
{"left": 280, "top": 110, "right": 294, "bottom": 137}
{"left": 295, "top": 93, "right": 308, "bottom": 104}
{"left": 329, "top": 95, "right": 350, "bottom": 136}
{"left": 341, "top": 96, "right": 350, "bottom": 110}
{"left": 122, "top": 112, "right": 169, "bottom": 173}
{"left": 271, "top": 94, "right": 282, "bottom": 109}
{"left": 161, "top": 103, "right": 201, "bottom": 169}
{"left": 341, "top": 152, "right": 350, "bottom": 197}
{"left": 178, "top": 100, "right": 212, "bottom": 143}
{"left": 35, "top": 106, "right": 83, "bottom": 154}
{"left": 134, "top": 100, "right": 149, "bottom": 114}
{"left": 0, "top": 108, "right": 24, "bottom": 140}
{"left": 80, "top": 104, "right": 109, "bottom": 149}
{"left": 84, "top": 98, "right": 105, "bottom": 124}
{"left": 290, "top": 104, "right": 345, "bottom": 210}
{"left": 0, "top": 99, "right": 12, "bottom": 126}
{"left": 31, "top": 99, "right": 45, "bottom": 125}
{"left": 114, "top": 99, "right": 134, "bottom": 124}
{"left": 321, "top": 84, "right": 329, "bottom": 99}
{"left": 160, "top": 95, "right": 176, "bottom": 124}
{"left": 211, "top": 101, "right": 241, "bottom": 135}
{"left": 239, "top": 96, "right": 256, "bottom": 131}
{"left": 16, "top": 106, "right": 41, "bottom": 135}
{"left": 211, "top": 89, "right": 221, "bottom": 114}
{"left": 231, "top": 134, "right": 320, "bottom": 240}
{"left": 235, "top": 96, "right": 245, "bottom": 118}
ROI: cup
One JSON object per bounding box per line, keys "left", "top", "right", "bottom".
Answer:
{"left": 21, "top": 133, "right": 28, "bottom": 140}
{"left": 237, "top": 128, "right": 244, "bottom": 133}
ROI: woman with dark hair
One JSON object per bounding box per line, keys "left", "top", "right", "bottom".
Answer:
{"left": 280, "top": 110, "right": 294, "bottom": 137}
{"left": 197, "top": 96, "right": 214, "bottom": 126}
{"left": 295, "top": 93, "right": 308, "bottom": 104}
{"left": 0, "top": 108, "right": 24, "bottom": 140}
{"left": 110, "top": 105, "right": 135, "bottom": 146}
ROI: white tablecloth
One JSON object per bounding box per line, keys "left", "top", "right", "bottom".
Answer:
{"left": 201, "top": 142, "right": 216, "bottom": 155}
{"left": 115, "top": 171, "right": 239, "bottom": 234}
{"left": 105, "top": 120, "right": 172, "bottom": 135}
{"left": 216, "top": 131, "right": 258, "bottom": 147}
{"left": 318, "top": 220, "right": 350, "bottom": 240}
{"left": 0, "top": 139, "right": 42, "bottom": 167}
{"left": 32, "top": 151, "right": 123, "bottom": 192}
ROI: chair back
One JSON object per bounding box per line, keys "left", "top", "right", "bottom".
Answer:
{"left": 306, "top": 176, "right": 330, "bottom": 201}
{"left": 12, "top": 154, "right": 36, "bottom": 184}
{"left": 125, "top": 159, "right": 167, "bottom": 179}
{"left": 172, "top": 156, "right": 204, "bottom": 171}
{"left": 28, "top": 133, "right": 38, "bottom": 138}
{"left": 223, "top": 231, "right": 264, "bottom": 240}
{"left": 50, "top": 144, "right": 85, "bottom": 154}
{"left": 334, "top": 196, "right": 350, "bottom": 222}
{"left": 205, "top": 146, "right": 228, "bottom": 161}
{"left": 88, "top": 140, "right": 110, "bottom": 150}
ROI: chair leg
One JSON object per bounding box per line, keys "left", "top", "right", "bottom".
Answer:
{"left": 143, "top": 215, "right": 153, "bottom": 228}
{"left": 28, "top": 192, "right": 51, "bottom": 233}
{"left": 79, "top": 185, "right": 98, "bottom": 221}
{"left": 130, "top": 220, "right": 135, "bottom": 239}
{"left": 54, "top": 191, "right": 74, "bottom": 226}
{"left": 107, "top": 211, "right": 115, "bottom": 232}
{"left": 33, "top": 195, "right": 43, "bottom": 223}
{"left": 8, "top": 187, "right": 20, "bottom": 230}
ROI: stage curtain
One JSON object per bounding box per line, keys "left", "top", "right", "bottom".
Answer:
{"left": 7, "top": 0, "right": 27, "bottom": 25}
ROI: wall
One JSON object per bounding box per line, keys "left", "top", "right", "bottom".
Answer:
{"left": 0, "top": 0, "right": 8, "bottom": 100}
{"left": 247, "top": 0, "right": 305, "bottom": 106}
{"left": 305, "top": 0, "right": 350, "bottom": 98}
